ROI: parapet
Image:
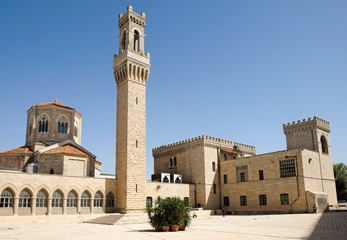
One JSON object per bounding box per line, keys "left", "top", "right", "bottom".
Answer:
{"left": 152, "top": 135, "right": 256, "bottom": 156}
{"left": 283, "top": 116, "right": 330, "bottom": 134}
{"left": 118, "top": 5, "right": 146, "bottom": 29}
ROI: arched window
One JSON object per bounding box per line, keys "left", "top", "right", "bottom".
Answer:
{"left": 146, "top": 197, "right": 152, "bottom": 207}
{"left": 94, "top": 192, "right": 102, "bottom": 207}
{"left": 122, "top": 31, "right": 126, "bottom": 50}
{"left": 134, "top": 30, "right": 140, "bottom": 52}
{"left": 81, "top": 192, "right": 90, "bottom": 207}
{"left": 52, "top": 191, "right": 62, "bottom": 207}
{"left": 19, "top": 190, "right": 31, "bottom": 208}
{"left": 280, "top": 193, "right": 289, "bottom": 205}
{"left": 58, "top": 121, "right": 61, "bottom": 133}
{"left": 50, "top": 168, "right": 54, "bottom": 174}
{"left": 42, "top": 121, "right": 45, "bottom": 132}
{"left": 106, "top": 192, "right": 114, "bottom": 208}
{"left": 0, "top": 189, "right": 13, "bottom": 208}
{"left": 36, "top": 190, "right": 47, "bottom": 208}
{"left": 38, "top": 121, "right": 42, "bottom": 132}
{"left": 174, "top": 157, "right": 177, "bottom": 166}
{"left": 67, "top": 191, "right": 77, "bottom": 208}
{"left": 321, "top": 136, "right": 328, "bottom": 154}
{"left": 170, "top": 158, "right": 173, "bottom": 167}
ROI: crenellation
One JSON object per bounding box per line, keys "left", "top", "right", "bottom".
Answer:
{"left": 283, "top": 116, "right": 330, "bottom": 134}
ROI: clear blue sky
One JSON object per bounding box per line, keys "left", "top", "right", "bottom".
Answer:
{"left": 1, "top": 0, "right": 346, "bottom": 179}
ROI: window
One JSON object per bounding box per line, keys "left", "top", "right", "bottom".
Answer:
{"left": 0, "top": 189, "right": 13, "bottom": 208}
{"left": 280, "top": 159, "right": 296, "bottom": 178}
{"left": 146, "top": 197, "right": 153, "bottom": 207}
{"left": 67, "top": 191, "right": 77, "bottom": 208}
{"left": 58, "top": 122, "right": 68, "bottom": 134}
{"left": 50, "top": 168, "right": 54, "bottom": 174}
{"left": 280, "top": 193, "right": 289, "bottom": 205}
{"left": 19, "top": 190, "right": 31, "bottom": 208}
{"left": 174, "top": 157, "right": 177, "bottom": 166}
{"left": 136, "top": 140, "right": 138, "bottom": 148}
{"left": 122, "top": 31, "right": 126, "bottom": 50}
{"left": 106, "top": 192, "right": 114, "bottom": 208}
{"left": 81, "top": 192, "right": 90, "bottom": 207}
{"left": 240, "top": 172, "right": 245, "bottom": 182}
{"left": 36, "top": 190, "right": 47, "bottom": 208}
{"left": 170, "top": 158, "right": 173, "bottom": 167}
{"left": 223, "top": 197, "right": 230, "bottom": 206}
{"left": 321, "top": 136, "right": 328, "bottom": 154}
{"left": 259, "top": 170, "right": 264, "bottom": 180}
{"left": 224, "top": 175, "right": 228, "bottom": 184}
{"left": 240, "top": 196, "right": 247, "bottom": 206}
{"left": 134, "top": 30, "right": 140, "bottom": 52}
{"left": 184, "top": 197, "right": 189, "bottom": 205}
{"left": 38, "top": 120, "right": 48, "bottom": 133}
{"left": 212, "top": 162, "right": 216, "bottom": 172}
{"left": 74, "top": 127, "right": 78, "bottom": 137}
{"left": 213, "top": 184, "right": 216, "bottom": 194}
{"left": 259, "top": 195, "right": 267, "bottom": 206}
{"left": 224, "top": 153, "right": 227, "bottom": 161}
{"left": 52, "top": 191, "right": 62, "bottom": 207}
{"left": 136, "top": 97, "right": 138, "bottom": 105}
{"left": 94, "top": 192, "right": 102, "bottom": 207}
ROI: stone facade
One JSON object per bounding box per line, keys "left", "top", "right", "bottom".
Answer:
{"left": 113, "top": 6, "right": 150, "bottom": 213}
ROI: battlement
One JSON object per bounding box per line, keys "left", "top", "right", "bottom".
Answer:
{"left": 283, "top": 116, "right": 330, "bottom": 134}
{"left": 152, "top": 135, "right": 256, "bottom": 156}
{"left": 118, "top": 6, "right": 146, "bottom": 29}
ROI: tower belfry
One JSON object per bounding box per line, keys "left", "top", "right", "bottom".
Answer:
{"left": 113, "top": 6, "right": 150, "bottom": 213}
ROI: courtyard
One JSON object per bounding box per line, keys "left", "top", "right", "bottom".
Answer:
{"left": 1, "top": 212, "right": 347, "bottom": 240}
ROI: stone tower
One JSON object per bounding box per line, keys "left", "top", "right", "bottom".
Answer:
{"left": 113, "top": 6, "right": 150, "bottom": 213}
{"left": 283, "top": 117, "right": 337, "bottom": 204}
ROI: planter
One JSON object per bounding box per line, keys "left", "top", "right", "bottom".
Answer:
{"left": 45, "top": 212, "right": 49, "bottom": 216}
{"left": 154, "top": 225, "right": 161, "bottom": 232}
{"left": 170, "top": 225, "right": 179, "bottom": 232}
{"left": 162, "top": 226, "right": 169, "bottom": 232}
{"left": 179, "top": 225, "right": 186, "bottom": 231}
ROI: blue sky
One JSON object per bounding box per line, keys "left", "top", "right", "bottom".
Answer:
{"left": 0, "top": 0, "right": 346, "bottom": 179}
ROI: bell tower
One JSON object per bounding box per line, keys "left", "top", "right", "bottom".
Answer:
{"left": 113, "top": 6, "right": 150, "bottom": 213}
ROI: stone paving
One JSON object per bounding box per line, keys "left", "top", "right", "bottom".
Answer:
{"left": 1, "top": 212, "right": 347, "bottom": 239}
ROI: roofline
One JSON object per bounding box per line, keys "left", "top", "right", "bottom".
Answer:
{"left": 37, "top": 140, "right": 96, "bottom": 158}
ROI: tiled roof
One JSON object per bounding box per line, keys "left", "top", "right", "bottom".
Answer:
{"left": 42, "top": 144, "right": 88, "bottom": 156}
{"left": 34, "top": 100, "right": 74, "bottom": 110}
{"left": 1, "top": 146, "right": 33, "bottom": 154}
{"left": 221, "top": 148, "right": 239, "bottom": 154}
{"left": 95, "top": 160, "right": 102, "bottom": 165}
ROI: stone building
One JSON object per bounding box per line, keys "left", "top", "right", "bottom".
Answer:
{"left": 0, "top": 6, "right": 337, "bottom": 217}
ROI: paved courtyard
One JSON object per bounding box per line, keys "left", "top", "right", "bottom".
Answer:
{"left": 1, "top": 212, "right": 347, "bottom": 240}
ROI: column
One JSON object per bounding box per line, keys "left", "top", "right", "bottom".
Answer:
{"left": 77, "top": 198, "right": 81, "bottom": 214}
{"left": 90, "top": 198, "right": 94, "bottom": 214}
{"left": 63, "top": 197, "right": 67, "bottom": 215}
{"left": 47, "top": 197, "right": 52, "bottom": 215}
{"left": 13, "top": 197, "right": 19, "bottom": 216}
{"left": 31, "top": 197, "right": 36, "bottom": 216}
{"left": 102, "top": 198, "right": 106, "bottom": 213}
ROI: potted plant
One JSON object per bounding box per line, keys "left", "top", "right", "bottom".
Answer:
{"left": 161, "top": 222, "right": 169, "bottom": 232}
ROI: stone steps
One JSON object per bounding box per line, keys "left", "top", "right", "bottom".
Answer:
{"left": 84, "top": 214, "right": 124, "bottom": 225}
{"left": 84, "top": 213, "right": 149, "bottom": 225}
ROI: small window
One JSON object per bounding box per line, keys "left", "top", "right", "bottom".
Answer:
{"left": 280, "top": 193, "right": 289, "bottom": 205}
{"left": 240, "top": 172, "right": 245, "bottom": 182}
{"left": 146, "top": 197, "right": 153, "bottom": 207}
{"left": 134, "top": 30, "right": 140, "bottom": 52}
{"left": 94, "top": 192, "right": 103, "bottom": 207}
{"left": 106, "top": 192, "right": 114, "bottom": 208}
{"left": 224, "top": 174, "right": 228, "bottom": 184}
{"left": 259, "top": 170, "right": 264, "bottom": 180}
{"left": 212, "top": 162, "right": 216, "bottom": 172}
{"left": 36, "top": 190, "right": 47, "bottom": 208}
{"left": 50, "top": 168, "right": 54, "bottom": 174}
{"left": 321, "top": 136, "right": 328, "bottom": 154}
{"left": 67, "top": 191, "right": 77, "bottom": 208}
{"left": 259, "top": 195, "right": 267, "bottom": 206}
{"left": 58, "top": 121, "right": 61, "bottom": 133}
{"left": 184, "top": 197, "right": 189, "bottom": 205}
{"left": 213, "top": 184, "right": 216, "bottom": 194}
{"left": 136, "top": 97, "right": 138, "bottom": 105}
{"left": 136, "top": 140, "right": 138, "bottom": 148}
{"left": 52, "top": 191, "right": 62, "bottom": 207}
{"left": 240, "top": 196, "right": 247, "bottom": 206}
{"left": 170, "top": 158, "right": 173, "bottom": 167}
{"left": 122, "top": 31, "right": 126, "bottom": 50}
{"left": 174, "top": 157, "right": 177, "bottom": 166}
{"left": 38, "top": 121, "right": 42, "bottom": 132}
{"left": 81, "top": 192, "right": 90, "bottom": 207}
{"left": 74, "top": 127, "right": 78, "bottom": 137}
{"left": 223, "top": 197, "right": 230, "bottom": 206}
{"left": 280, "top": 159, "right": 296, "bottom": 178}
{"left": 224, "top": 153, "right": 227, "bottom": 161}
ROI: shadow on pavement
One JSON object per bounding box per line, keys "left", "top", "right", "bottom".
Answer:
{"left": 309, "top": 212, "right": 347, "bottom": 240}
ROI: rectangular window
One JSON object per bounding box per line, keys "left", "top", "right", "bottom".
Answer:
{"left": 240, "top": 196, "right": 247, "bottom": 206}
{"left": 223, "top": 197, "right": 230, "bottom": 206}
{"left": 280, "top": 194, "right": 289, "bottom": 205}
{"left": 259, "top": 195, "right": 267, "bottom": 206}
{"left": 240, "top": 172, "right": 245, "bottom": 182}
{"left": 259, "top": 170, "right": 264, "bottom": 180}
{"left": 146, "top": 197, "right": 153, "bottom": 207}
{"left": 280, "top": 159, "right": 296, "bottom": 178}
{"left": 213, "top": 184, "right": 216, "bottom": 194}
{"left": 224, "top": 174, "right": 228, "bottom": 184}
{"left": 212, "top": 162, "right": 216, "bottom": 172}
